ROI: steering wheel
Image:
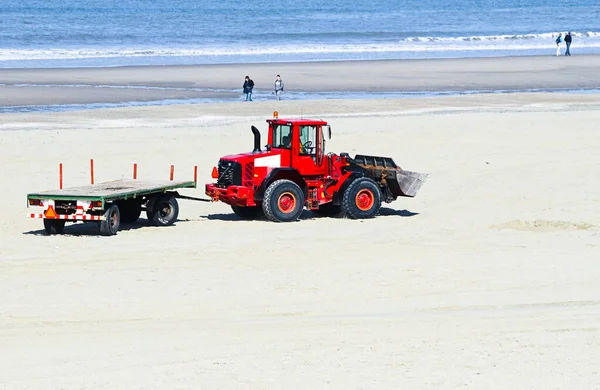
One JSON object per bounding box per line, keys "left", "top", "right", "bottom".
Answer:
{"left": 302, "top": 140, "right": 314, "bottom": 153}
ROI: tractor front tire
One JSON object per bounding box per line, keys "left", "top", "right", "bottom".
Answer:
{"left": 341, "top": 177, "right": 382, "bottom": 219}
{"left": 44, "top": 219, "right": 65, "bottom": 235}
{"left": 262, "top": 179, "right": 305, "bottom": 222}
{"left": 232, "top": 205, "right": 262, "bottom": 220}
{"left": 146, "top": 195, "right": 179, "bottom": 226}
{"left": 99, "top": 204, "right": 121, "bottom": 236}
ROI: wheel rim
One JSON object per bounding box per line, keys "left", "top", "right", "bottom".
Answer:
{"left": 355, "top": 189, "right": 375, "bottom": 211}
{"left": 159, "top": 204, "right": 172, "bottom": 218}
{"left": 277, "top": 192, "right": 296, "bottom": 213}
{"left": 110, "top": 210, "right": 119, "bottom": 228}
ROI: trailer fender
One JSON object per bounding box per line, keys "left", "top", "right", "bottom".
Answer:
{"left": 254, "top": 168, "right": 307, "bottom": 201}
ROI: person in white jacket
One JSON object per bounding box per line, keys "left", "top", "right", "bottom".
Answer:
{"left": 274, "top": 75, "right": 284, "bottom": 101}
{"left": 555, "top": 33, "right": 563, "bottom": 56}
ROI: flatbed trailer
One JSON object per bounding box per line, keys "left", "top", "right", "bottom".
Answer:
{"left": 27, "top": 179, "right": 199, "bottom": 236}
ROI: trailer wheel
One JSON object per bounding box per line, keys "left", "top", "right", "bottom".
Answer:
{"left": 99, "top": 204, "right": 121, "bottom": 236}
{"left": 342, "top": 178, "right": 382, "bottom": 219}
{"left": 313, "top": 203, "right": 342, "bottom": 217}
{"left": 118, "top": 199, "right": 142, "bottom": 223}
{"left": 43, "top": 219, "right": 65, "bottom": 235}
{"left": 262, "top": 179, "right": 304, "bottom": 222}
{"left": 147, "top": 195, "right": 179, "bottom": 226}
{"left": 231, "top": 205, "right": 262, "bottom": 220}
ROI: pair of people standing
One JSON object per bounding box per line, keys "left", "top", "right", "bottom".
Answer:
{"left": 555, "top": 32, "right": 572, "bottom": 56}
{"left": 242, "top": 75, "right": 285, "bottom": 101}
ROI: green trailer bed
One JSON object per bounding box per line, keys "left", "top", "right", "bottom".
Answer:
{"left": 27, "top": 179, "right": 196, "bottom": 202}
{"left": 27, "top": 179, "right": 198, "bottom": 236}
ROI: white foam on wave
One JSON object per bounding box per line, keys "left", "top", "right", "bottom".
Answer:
{"left": 1, "top": 31, "right": 599, "bottom": 62}
{"left": 406, "top": 31, "right": 600, "bottom": 43}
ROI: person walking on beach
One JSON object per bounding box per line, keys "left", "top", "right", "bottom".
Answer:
{"left": 555, "top": 33, "right": 563, "bottom": 56}
{"left": 273, "top": 75, "right": 284, "bottom": 101}
{"left": 565, "top": 32, "right": 572, "bottom": 56}
{"left": 243, "top": 76, "right": 254, "bottom": 101}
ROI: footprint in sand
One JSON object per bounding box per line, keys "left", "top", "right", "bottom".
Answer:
{"left": 491, "top": 220, "right": 596, "bottom": 232}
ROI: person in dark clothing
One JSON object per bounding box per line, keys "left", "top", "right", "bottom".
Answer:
{"left": 564, "top": 32, "right": 572, "bottom": 56}
{"left": 243, "top": 76, "right": 254, "bottom": 101}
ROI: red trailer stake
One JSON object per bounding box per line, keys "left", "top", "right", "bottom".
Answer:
{"left": 133, "top": 163, "right": 138, "bottom": 179}
{"left": 170, "top": 165, "right": 174, "bottom": 181}
{"left": 90, "top": 159, "right": 95, "bottom": 185}
{"left": 59, "top": 163, "right": 63, "bottom": 189}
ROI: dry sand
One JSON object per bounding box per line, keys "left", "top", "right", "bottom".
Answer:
{"left": 1, "top": 59, "right": 600, "bottom": 389}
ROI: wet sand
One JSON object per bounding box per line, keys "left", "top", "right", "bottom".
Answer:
{"left": 2, "top": 55, "right": 600, "bottom": 107}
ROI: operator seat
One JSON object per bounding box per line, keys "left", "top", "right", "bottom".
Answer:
{"left": 282, "top": 134, "right": 292, "bottom": 148}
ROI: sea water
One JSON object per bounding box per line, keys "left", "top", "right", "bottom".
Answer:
{"left": 1, "top": 0, "right": 599, "bottom": 68}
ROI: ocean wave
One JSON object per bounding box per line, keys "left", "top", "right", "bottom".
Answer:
{"left": 1, "top": 31, "right": 599, "bottom": 62}
{"left": 405, "top": 31, "right": 600, "bottom": 42}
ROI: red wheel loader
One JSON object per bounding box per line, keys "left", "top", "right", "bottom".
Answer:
{"left": 205, "top": 113, "right": 428, "bottom": 222}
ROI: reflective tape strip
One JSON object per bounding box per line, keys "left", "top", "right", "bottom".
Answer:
{"left": 29, "top": 213, "right": 104, "bottom": 221}
{"left": 75, "top": 200, "right": 91, "bottom": 215}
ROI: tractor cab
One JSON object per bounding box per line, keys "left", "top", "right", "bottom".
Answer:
{"left": 266, "top": 114, "right": 332, "bottom": 177}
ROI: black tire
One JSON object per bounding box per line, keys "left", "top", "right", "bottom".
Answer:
{"left": 44, "top": 219, "right": 65, "bottom": 235}
{"left": 312, "top": 202, "right": 342, "bottom": 217}
{"left": 117, "top": 199, "right": 142, "bottom": 224}
{"left": 146, "top": 195, "right": 179, "bottom": 226}
{"left": 341, "top": 177, "right": 382, "bottom": 219}
{"left": 99, "top": 204, "right": 121, "bottom": 236}
{"left": 262, "top": 179, "right": 305, "bottom": 222}
{"left": 231, "top": 205, "right": 262, "bottom": 220}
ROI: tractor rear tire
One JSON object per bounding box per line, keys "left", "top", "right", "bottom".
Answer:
{"left": 313, "top": 202, "right": 342, "bottom": 217}
{"left": 262, "top": 179, "right": 305, "bottom": 222}
{"left": 99, "top": 204, "right": 121, "bottom": 236}
{"left": 44, "top": 219, "right": 65, "bottom": 235}
{"left": 146, "top": 195, "right": 179, "bottom": 226}
{"left": 232, "top": 205, "right": 262, "bottom": 220}
{"left": 341, "top": 177, "right": 382, "bottom": 219}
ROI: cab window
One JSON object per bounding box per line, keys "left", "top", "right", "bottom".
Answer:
{"left": 299, "top": 125, "right": 317, "bottom": 155}
{"left": 272, "top": 124, "right": 292, "bottom": 149}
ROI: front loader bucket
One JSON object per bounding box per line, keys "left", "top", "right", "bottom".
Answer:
{"left": 396, "top": 170, "right": 429, "bottom": 197}
{"left": 351, "top": 154, "right": 429, "bottom": 198}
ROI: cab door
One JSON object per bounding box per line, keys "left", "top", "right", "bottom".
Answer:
{"left": 293, "top": 124, "right": 327, "bottom": 176}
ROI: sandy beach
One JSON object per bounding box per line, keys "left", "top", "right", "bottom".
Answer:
{"left": 1, "top": 58, "right": 600, "bottom": 389}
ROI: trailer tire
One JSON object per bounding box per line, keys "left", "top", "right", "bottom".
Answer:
{"left": 118, "top": 199, "right": 142, "bottom": 223}
{"left": 99, "top": 204, "right": 121, "bottom": 236}
{"left": 341, "top": 177, "right": 382, "bottom": 219}
{"left": 313, "top": 203, "right": 342, "bottom": 217}
{"left": 262, "top": 179, "right": 304, "bottom": 222}
{"left": 232, "top": 205, "right": 262, "bottom": 220}
{"left": 147, "top": 195, "right": 179, "bottom": 226}
{"left": 44, "top": 219, "right": 65, "bottom": 235}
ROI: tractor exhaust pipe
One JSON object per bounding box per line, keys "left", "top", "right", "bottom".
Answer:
{"left": 251, "top": 126, "right": 261, "bottom": 153}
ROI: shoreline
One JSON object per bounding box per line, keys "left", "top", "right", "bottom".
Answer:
{"left": 2, "top": 55, "right": 600, "bottom": 112}
{"left": 2, "top": 50, "right": 600, "bottom": 70}
{"left": 4, "top": 52, "right": 600, "bottom": 69}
